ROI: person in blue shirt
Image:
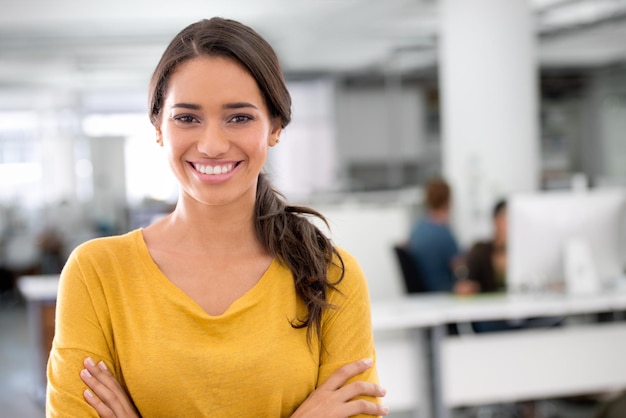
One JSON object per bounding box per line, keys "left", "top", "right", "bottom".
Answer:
{"left": 407, "top": 177, "right": 477, "bottom": 294}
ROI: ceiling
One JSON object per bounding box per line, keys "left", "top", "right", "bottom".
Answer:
{"left": 0, "top": 0, "right": 626, "bottom": 95}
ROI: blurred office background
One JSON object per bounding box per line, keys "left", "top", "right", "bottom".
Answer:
{"left": 1, "top": 0, "right": 626, "bottom": 417}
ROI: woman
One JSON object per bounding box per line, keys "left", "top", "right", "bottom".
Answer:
{"left": 466, "top": 199, "right": 508, "bottom": 293}
{"left": 46, "top": 17, "right": 387, "bottom": 418}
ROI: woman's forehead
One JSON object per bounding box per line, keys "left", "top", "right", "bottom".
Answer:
{"left": 165, "top": 56, "right": 264, "bottom": 105}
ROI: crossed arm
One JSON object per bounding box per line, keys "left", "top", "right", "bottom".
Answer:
{"left": 80, "top": 357, "right": 389, "bottom": 418}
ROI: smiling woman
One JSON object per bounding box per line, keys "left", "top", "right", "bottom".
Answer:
{"left": 45, "top": 17, "right": 388, "bottom": 418}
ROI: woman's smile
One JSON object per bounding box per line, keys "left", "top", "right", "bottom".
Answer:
{"left": 192, "top": 162, "right": 236, "bottom": 175}
{"left": 188, "top": 160, "right": 241, "bottom": 184}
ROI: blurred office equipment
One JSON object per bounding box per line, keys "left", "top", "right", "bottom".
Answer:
{"left": 508, "top": 188, "right": 626, "bottom": 295}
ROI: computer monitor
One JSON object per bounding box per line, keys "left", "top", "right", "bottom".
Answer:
{"left": 508, "top": 188, "right": 626, "bottom": 294}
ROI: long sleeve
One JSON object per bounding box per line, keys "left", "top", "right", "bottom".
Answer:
{"left": 46, "top": 246, "right": 118, "bottom": 417}
{"left": 317, "top": 249, "right": 381, "bottom": 417}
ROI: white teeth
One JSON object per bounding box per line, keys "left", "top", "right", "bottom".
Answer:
{"left": 194, "top": 163, "right": 234, "bottom": 175}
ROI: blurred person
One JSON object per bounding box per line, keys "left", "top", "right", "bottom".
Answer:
{"left": 465, "top": 199, "right": 520, "bottom": 333}
{"left": 407, "top": 177, "right": 478, "bottom": 294}
{"left": 46, "top": 17, "right": 387, "bottom": 418}
{"left": 466, "top": 199, "right": 508, "bottom": 293}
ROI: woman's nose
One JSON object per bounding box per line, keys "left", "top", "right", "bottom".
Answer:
{"left": 197, "top": 126, "right": 230, "bottom": 157}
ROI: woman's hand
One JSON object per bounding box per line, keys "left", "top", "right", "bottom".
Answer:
{"left": 80, "top": 357, "right": 140, "bottom": 418}
{"left": 454, "top": 278, "right": 480, "bottom": 295}
{"left": 290, "top": 358, "right": 389, "bottom": 418}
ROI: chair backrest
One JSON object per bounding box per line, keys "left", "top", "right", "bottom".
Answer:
{"left": 393, "top": 244, "right": 427, "bottom": 294}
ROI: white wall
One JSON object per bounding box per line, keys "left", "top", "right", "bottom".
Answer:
{"left": 335, "top": 84, "right": 426, "bottom": 164}
{"left": 600, "top": 72, "right": 626, "bottom": 179}
{"left": 89, "top": 136, "right": 127, "bottom": 231}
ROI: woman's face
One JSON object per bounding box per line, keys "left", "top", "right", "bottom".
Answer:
{"left": 155, "top": 56, "right": 281, "bottom": 208}
{"left": 494, "top": 208, "right": 507, "bottom": 239}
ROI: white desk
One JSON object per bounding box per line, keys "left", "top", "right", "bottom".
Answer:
{"left": 372, "top": 289, "right": 626, "bottom": 418}
{"left": 17, "top": 274, "right": 60, "bottom": 405}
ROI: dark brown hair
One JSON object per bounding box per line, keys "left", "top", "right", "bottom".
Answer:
{"left": 492, "top": 198, "right": 507, "bottom": 219}
{"left": 425, "top": 177, "right": 451, "bottom": 211}
{"left": 148, "top": 17, "right": 344, "bottom": 343}
{"left": 148, "top": 17, "right": 291, "bottom": 127}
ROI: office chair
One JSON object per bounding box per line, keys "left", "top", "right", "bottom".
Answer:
{"left": 393, "top": 244, "right": 427, "bottom": 294}
{"left": 394, "top": 244, "right": 471, "bottom": 336}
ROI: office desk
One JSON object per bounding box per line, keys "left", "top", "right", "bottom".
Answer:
{"left": 371, "top": 289, "right": 626, "bottom": 418}
{"left": 17, "top": 274, "right": 60, "bottom": 405}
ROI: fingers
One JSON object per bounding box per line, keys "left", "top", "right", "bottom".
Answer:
{"left": 343, "top": 398, "right": 390, "bottom": 417}
{"left": 80, "top": 357, "right": 139, "bottom": 418}
{"left": 83, "top": 387, "right": 115, "bottom": 418}
{"left": 319, "top": 358, "right": 374, "bottom": 391}
{"left": 80, "top": 359, "right": 117, "bottom": 418}
{"left": 83, "top": 357, "right": 117, "bottom": 383}
{"left": 338, "top": 380, "right": 387, "bottom": 401}
{"left": 81, "top": 357, "right": 120, "bottom": 396}
{"left": 292, "top": 376, "right": 389, "bottom": 418}
{"left": 317, "top": 358, "right": 389, "bottom": 417}
{"left": 337, "top": 381, "right": 389, "bottom": 417}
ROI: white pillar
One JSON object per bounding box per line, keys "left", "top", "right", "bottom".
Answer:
{"left": 439, "top": 0, "right": 540, "bottom": 246}
{"left": 39, "top": 110, "right": 78, "bottom": 205}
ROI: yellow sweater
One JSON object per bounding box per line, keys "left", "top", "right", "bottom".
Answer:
{"left": 46, "top": 229, "right": 379, "bottom": 417}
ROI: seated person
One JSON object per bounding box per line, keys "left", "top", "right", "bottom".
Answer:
{"left": 466, "top": 199, "right": 508, "bottom": 293}
{"left": 466, "top": 199, "right": 518, "bottom": 332}
{"left": 407, "top": 177, "right": 478, "bottom": 294}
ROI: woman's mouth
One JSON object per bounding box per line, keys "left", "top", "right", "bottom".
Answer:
{"left": 192, "top": 162, "right": 236, "bottom": 175}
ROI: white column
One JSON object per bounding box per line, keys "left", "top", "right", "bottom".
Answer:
{"left": 439, "top": 0, "right": 540, "bottom": 246}
{"left": 39, "top": 110, "right": 78, "bottom": 205}
{"left": 89, "top": 136, "right": 127, "bottom": 232}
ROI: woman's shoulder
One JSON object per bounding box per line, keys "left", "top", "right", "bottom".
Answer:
{"left": 70, "top": 229, "right": 143, "bottom": 260}
{"left": 329, "top": 247, "right": 367, "bottom": 290}
{"left": 332, "top": 246, "right": 361, "bottom": 271}
{"left": 60, "top": 229, "right": 147, "bottom": 292}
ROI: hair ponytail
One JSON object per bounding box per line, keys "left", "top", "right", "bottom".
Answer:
{"left": 255, "top": 173, "right": 344, "bottom": 344}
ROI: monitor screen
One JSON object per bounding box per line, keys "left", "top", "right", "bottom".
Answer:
{"left": 507, "top": 188, "right": 626, "bottom": 294}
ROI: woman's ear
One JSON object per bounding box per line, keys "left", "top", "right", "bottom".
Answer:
{"left": 155, "top": 127, "right": 164, "bottom": 147}
{"left": 268, "top": 120, "right": 282, "bottom": 147}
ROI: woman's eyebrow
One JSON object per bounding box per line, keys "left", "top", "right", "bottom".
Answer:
{"left": 171, "top": 103, "right": 202, "bottom": 110}
{"left": 169, "top": 102, "right": 258, "bottom": 110}
{"left": 223, "top": 102, "right": 258, "bottom": 110}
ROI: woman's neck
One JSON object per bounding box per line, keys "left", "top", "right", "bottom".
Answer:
{"left": 149, "top": 197, "right": 264, "bottom": 257}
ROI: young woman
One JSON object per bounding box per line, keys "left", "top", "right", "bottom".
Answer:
{"left": 46, "top": 17, "right": 387, "bottom": 418}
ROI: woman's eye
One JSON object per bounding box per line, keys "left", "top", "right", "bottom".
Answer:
{"left": 230, "top": 114, "right": 252, "bottom": 123}
{"left": 173, "top": 115, "right": 198, "bottom": 124}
